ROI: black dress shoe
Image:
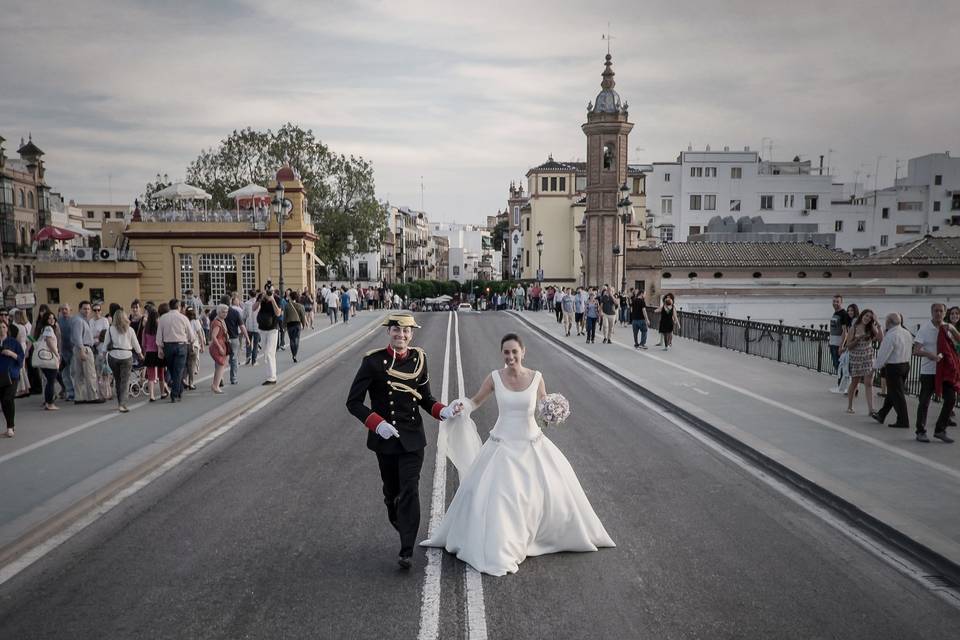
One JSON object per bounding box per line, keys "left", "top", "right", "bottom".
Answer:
{"left": 398, "top": 555, "right": 412, "bottom": 570}
{"left": 934, "top": 432, "right": 955, "bottom": 443}
{"left": 916, "top": 433, "right": 930, "bottom": 443}
{"left": 262, "top": 380, "right": 277, "bottom": 385}
{"left": 888, "top": 423, "right": 910, "bottom": 429}
{"left": 870, "top": 412, "right": 884, "bottom": 425}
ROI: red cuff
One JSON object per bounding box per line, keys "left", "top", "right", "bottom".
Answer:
{"left": 431, "top": 403, "right": 445, "bottom": 421}
{"left": 364, "top": 412, "right": 385, "bottom": 431}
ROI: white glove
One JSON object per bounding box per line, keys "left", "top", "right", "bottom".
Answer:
{"left": 439, "top": 402, "right": 463, "bottom": 421}
{"left": 376, "top": 421, "right": 400, "bottom": 439}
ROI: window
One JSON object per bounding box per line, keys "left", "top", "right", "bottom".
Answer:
{"left": 661, "top": 227, "right": 674, "bottom": 242}
{"left": 752, "top": 272, "right": 762, "bottom": 278}
{"left": 880, "top": 235, "right": 888, "bottom": 246}
{"left": 882, "top": 207, "right": 889, "bottom": 219}
{"left": 541, "top": 177, "right": 548, "bottom": 192}
{"left": 661, "top": 198, "right": 672, "bottom": 214}
{"left": 730, "top": 199, "right": 741, "bottom": 212}
{"left": 103, "top": 211, "right": 111, "bottom": 219}
{"left": 705, "top": 167, "right": 717, "bottom": 178}
{"left": 179, "top": 254, "right": 194, "bottom": 298}
{"left": 804, "top": 195, "right": 819, "bottom": 210}
{"left": 198, "top": 253, "right": 238, "bottom": 304}
{"left": 559, "top": 177, "right": 566, "bottom": 191}
{"left": 358, "top": 261, "right": 369, "bottom": 280}
{"left": 115, "top": 211, "right": 124, "bottom": 218}
{"left": 241, "top": 253, "right": 257, "bottom": 293}
{"left": 689, "top": 225, "right": 701, "bottom": 235}
{"left": 857, "top": 220, "right": 866, "bottom": 232}
{"left": 550, "top": 177, "right": 557, "bottom": 191}
{"left": 835, "top": 220, "right": 843, "bottom": 232}
{"left": 526, "top": 252, "right": 530, "bottom": 267}
{"left": 47, "top": 288, "right": 60, "bottom": 304}
{"left": 603, "top": 143, "right": 615, "bottom": 170}
{"left": 687, "top": 272, "right": 698, "bottom": 279}
{"left": 689, "top": 195, "right": 702, "bottom": 210}
{"left": 452, "top": 265, "right": 460, "bottom": 276}
{"left": 760, "top": 195, "right": 773, "bottom": 210}
{"left": 525, "top": 218, "right": 529, "bottom": 231}
{"left": 935, "top": 174, "right": 942, "bottom": 185}
{"left": 513, "top": 206, "right": 520, "bottom": 226}
{"left": 89, "top": 288, "right": 105, "bottom": 303}
{"left": 664, "top": 172, "right": 671, "bottom": 182}
{"left": 784, "top": 194, "right": 794, "bottom": 208}
{"left": 14, "top": 265, "right": 21, "bottom": 284}
{"left": 704, "top": 195, "right": 716, "bottom": 210}
{"left": 690, "top": 167, "right": 703, "bottom": 177}
{"left": 934, "top": 201, "right": 941, "bottom": 212}
{"left": 24, "top": 265, "right": 31, "bottom": 283}
{"left": 896, "top": 224, "right": 922, "bottom": 234}
{"left": 731, "top": 167, "right": 742, "bottom": 179}
{"left": 713, "top": 272, "right": 723, "bottom": 278}
{"left": 27, "top": 191, "right": 34, "bottom": 209}
{"left": 86, "top": 210, "right": 94, "bottom": 219}
{"left": 953, "top": 194, "right": 960, "bottom": 210}
{"left": 898, "top": 202, "right": 923, "bottom": 211}
{"left": 18, "top": 189, "right": 24, "bottom": 207}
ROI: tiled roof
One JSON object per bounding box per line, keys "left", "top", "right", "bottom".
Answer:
{"left": 527, "top": 159, "right": 646, "bottom": 176}
{"left": 661, "top": 242, "right": 852, "bottom": 267}
{"left": 852, "top": 235, "right": 960, "bottom": 266}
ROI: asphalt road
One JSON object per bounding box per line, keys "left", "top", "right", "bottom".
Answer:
{"left": 1, "top": 311, "right": 959, "bottom": 639}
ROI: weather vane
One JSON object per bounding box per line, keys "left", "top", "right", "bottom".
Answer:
{"left": 602, "top": 22, "right": 615, "bottom": 55}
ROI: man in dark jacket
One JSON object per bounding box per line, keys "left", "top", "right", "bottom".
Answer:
{"left": 346, "top": 312, "right": 459, "bottom": 568}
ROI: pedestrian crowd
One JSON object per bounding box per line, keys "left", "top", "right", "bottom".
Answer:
{"left": 828, "top": 295, "right": 959, "bottom": 443}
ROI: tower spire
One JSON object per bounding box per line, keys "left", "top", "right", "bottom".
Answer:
{"left": 601, "top": 54, "right": 615, "bottom": 90}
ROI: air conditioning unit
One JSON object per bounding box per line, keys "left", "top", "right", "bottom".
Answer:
{"left": 73, "top": 247, "right": 94, "bottom": 261}
{"left": 98, "top": 248, "right": 118, "bottom": 261}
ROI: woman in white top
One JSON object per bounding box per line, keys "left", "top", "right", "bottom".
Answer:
{"left": 36, "top": 310, "right": 61, "bottom": 411}
{"left": 90, "top": 303, "right": 112, "bottom": 400}
{"left": 106, "top": 309, "right": 143, "bottom": 413}
{"left": 184, "top": 308, "right": 206, "bottom": 390}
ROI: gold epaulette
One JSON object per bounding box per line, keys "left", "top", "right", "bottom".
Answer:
{"left": 365, "top": 347, "right": 386, "bottom": 357}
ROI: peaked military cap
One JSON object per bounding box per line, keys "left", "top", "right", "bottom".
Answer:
{"left": 382, "top": 312, "right": 421, "bottom": 329}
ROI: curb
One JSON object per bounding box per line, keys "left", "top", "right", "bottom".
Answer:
{"left": 0, "top": 314, "right": 386, "bottom": 574}
{"left": 509, "top": 310, "right": 960, "bottom": 589}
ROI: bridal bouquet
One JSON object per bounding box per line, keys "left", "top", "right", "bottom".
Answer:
{"left": 537, "top": 393, "right": 571, "bottom": 426}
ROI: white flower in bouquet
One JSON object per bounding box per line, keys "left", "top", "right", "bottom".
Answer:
{"left": 537, "top": 393, "right": 571, "bottom": 426}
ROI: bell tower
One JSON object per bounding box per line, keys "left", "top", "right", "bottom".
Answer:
{"left": 579, "top": 54, "right": 633, "bottom": 288}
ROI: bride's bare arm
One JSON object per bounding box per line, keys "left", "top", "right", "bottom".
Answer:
{"left": 468, "top": 374, "right": 494, "bottom": 408}
{"left": 537, "top": 375, "right": 546, "bottom": 402}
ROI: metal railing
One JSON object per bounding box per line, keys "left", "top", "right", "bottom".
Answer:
{"left": 138, "top": 208, "right": 266, "bottom": 224}
{"left": 647, "top": 307, "right": 926, "bottom": 396}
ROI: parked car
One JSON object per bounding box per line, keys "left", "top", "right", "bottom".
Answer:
{"left": 457, "top": 302, "right": 473, "bottom": 311}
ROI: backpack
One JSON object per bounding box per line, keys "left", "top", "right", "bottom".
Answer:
{"left": 257, "top": 300, "right": 278, "bottom": 331}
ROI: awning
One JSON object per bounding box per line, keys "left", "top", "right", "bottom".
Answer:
{"left": 63, "top": 224, "right": 99, "bottom": 238}
{"left": 35, "top": 226, "right": 77, "bottom": 241}
{"left": 150, "top": 182, "right": 212, "bottom": 201}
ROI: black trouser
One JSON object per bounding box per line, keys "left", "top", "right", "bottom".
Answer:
{"left": 555, "top": 302, "right": 562, "bottom": 323}
{"left": 917, "top": 374, "right": 957, "bottom": 435}
{"left": 877, "top": 362, "right": 910, "bottom": 427}
{"left": 375, "top": 448, "right": 425, "bottom": 557}
{"left": 41, "top": 367, "right": 58, "bottom": 405}
{"left": 286, "top": 322, "right": 301, "bottom": 358}
{"left": 1, "top": 383, "right": 15, "bottom": 428}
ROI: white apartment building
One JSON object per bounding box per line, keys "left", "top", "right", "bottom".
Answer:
{"left": 430, "top": 222, "right": 499, "bottom": 281}
{"left": 646, "top": 147, "right": 960, "bottom": 254}
{"left": 646, "top": 147, "right": 833, "bottom": 245}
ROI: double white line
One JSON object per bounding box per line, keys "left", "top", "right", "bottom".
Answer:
{"left": 418, "top": 311, "right": 488, "bottom": 640}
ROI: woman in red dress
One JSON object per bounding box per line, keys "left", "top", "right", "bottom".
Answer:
{"left": 209, "top": 304, "right": 229, "bottom": 394}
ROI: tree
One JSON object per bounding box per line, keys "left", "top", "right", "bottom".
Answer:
{"left": 184, "top": 124, "right": 386, "bottom": 274}
{"left": 491, "top": 218, "right": 509, "bottom": 252}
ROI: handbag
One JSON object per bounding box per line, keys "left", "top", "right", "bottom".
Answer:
{"left": 32, "top": 345, "right": 60, "bottom": 369}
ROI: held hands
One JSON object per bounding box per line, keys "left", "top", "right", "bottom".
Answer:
{"left": 375, "top": 421, "right": 400, "bottom": 439}
{"left": 439, "top": 401, "right": 464, "bottom": 421}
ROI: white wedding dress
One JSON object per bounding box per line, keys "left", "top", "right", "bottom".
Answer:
{"left": 420, "top": 369, "right": 615, "bottom": 576}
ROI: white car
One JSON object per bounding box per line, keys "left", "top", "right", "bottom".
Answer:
{"left": 457, "top": 303, "right": 473, "bottom": 311}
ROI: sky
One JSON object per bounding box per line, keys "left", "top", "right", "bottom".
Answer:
{"left": 2, "top": 0, "right": 959, "bottom": 225}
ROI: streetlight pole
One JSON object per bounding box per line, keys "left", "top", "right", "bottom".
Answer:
{"left": 272, "top": 175, "right": 287, "bottom": 293}
{"left": 536, "top": 230, "right": 544, "bottom": 283}
{"left": 617, "top": 181, "right": 633, "bottom": 294}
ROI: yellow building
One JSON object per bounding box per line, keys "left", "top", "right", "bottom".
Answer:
{"left": 125, "top": 166, "right": 319, "bottom": 304}
{"left": 35, "top": 258, "right": 141, "bottom": 310}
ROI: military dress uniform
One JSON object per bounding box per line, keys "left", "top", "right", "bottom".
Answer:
{"left": 346, "top": 315, "right": 446, "bottom": 561}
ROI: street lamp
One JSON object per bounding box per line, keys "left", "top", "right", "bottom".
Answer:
{"left": 617, "top": 181, "right": 634, "bottom": 294}
{"left": 272, "top": 174, "right": 287, "bottom": 293}
{"left": 536, "top": 230, "right": 544, "bottom": 282}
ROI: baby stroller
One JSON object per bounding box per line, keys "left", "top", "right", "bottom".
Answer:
{"left": 128, "top": 361, "right": 148, "bottom": 399}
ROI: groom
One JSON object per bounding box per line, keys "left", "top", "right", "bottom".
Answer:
{"left": 346, "top": 312, "right": 459, "bottom": 569}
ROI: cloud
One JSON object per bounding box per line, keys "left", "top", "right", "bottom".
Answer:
{"left": 1, "top": 0, "right": 958, "bottom": 221}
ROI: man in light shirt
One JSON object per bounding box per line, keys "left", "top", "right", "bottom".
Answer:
{"left": 157, "top": 298, "right": 197, "bottom": 403}
{"left": 913, "top": 303, "right": 960, "bottom": 443}
{"left": 871, "top": 313, "right": 913, "bottom": 429}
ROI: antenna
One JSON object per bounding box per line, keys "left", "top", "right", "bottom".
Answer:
{"left": 602, "top": 22, "right": 614, "bottom": 55}
{"left": 827, "top": 148, "right": 835, "bottom": 176}
{"left": 108, "top": 173, "right": 113, "bottom": 204}
{"left": 420, "top": 176, "right": 424, "bottom": 212}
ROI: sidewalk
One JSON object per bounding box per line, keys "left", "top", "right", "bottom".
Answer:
{"left": 513, "top": 309, "right": 960, "bottom": 578}
{"left": 0, "top": 311, "right": 389, "bottom": 557}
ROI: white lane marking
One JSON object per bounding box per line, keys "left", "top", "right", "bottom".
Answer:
{"left": 453, "top": 311, "right": 488, "bottom": 640}
{"left": 0, "top": 320, "right": 368, "bottom": 466}
{"left": 528, "top": 324, "right": 960, "bottom": 609}
{"left": 418, "top": 312, "right": 452, "bottom": 640}
{"left": 516, "top": 312, "right": 960, "bottom": 483}
{"left": 0, "top": 322, "right": 367, "bottom": 587}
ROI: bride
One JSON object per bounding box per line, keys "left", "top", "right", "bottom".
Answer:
{"left": 420, "top": 333, "right": 614, "bottom": 576}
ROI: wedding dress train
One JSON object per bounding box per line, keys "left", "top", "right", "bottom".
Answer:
{"left": 420, "top": 370, "right": 614, "bottom": 576}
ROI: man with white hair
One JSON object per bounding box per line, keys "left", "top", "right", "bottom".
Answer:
{"left": 871, "top": 313, "right": 913, "bottom": 430}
